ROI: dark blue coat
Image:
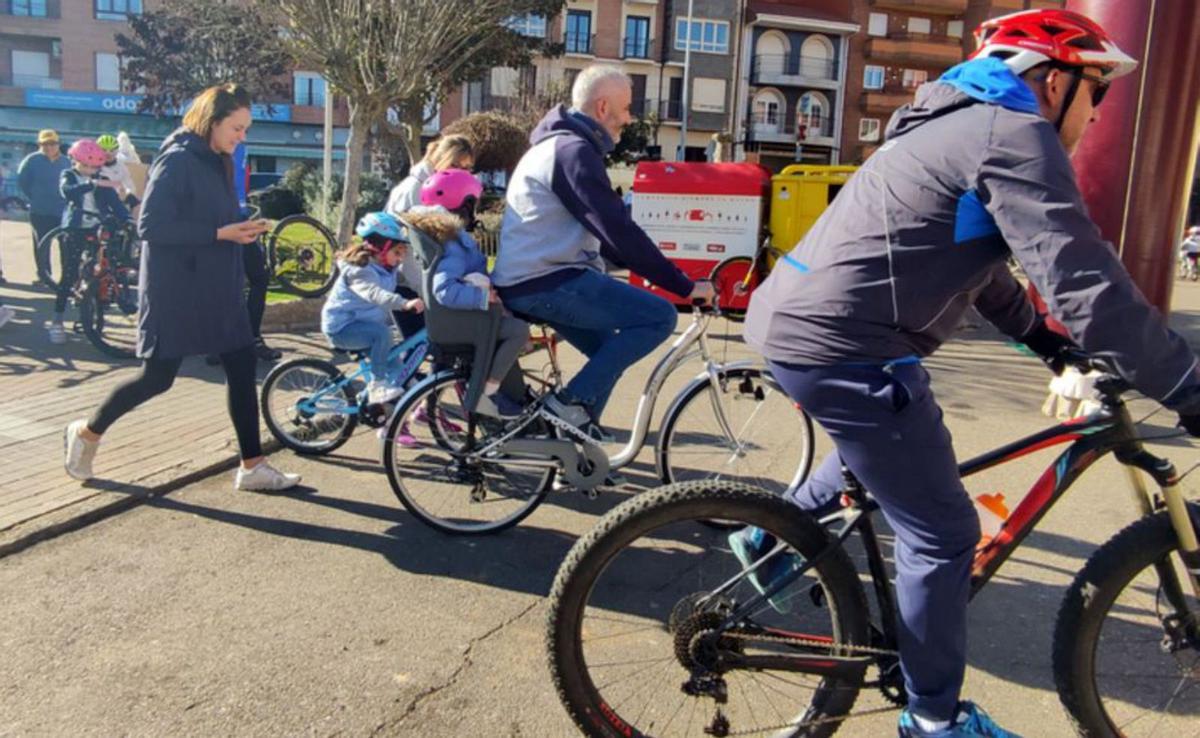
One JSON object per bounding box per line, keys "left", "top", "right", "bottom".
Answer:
{"left": 136, "top": 128, "right": 253, "bottom": 359}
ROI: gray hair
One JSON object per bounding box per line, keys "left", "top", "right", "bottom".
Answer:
{"left": 571, "top": 65, "right": 630, "bottom": 110}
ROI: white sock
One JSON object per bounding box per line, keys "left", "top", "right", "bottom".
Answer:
{"left": 912, "top": 713, "right": 951, "bottom": 733}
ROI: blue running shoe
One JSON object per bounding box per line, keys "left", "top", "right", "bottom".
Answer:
{"left": 898, "top": 702, "right": 1021, "bottom": 738}
{"left": 727, "top": 526, "right": 802, "bottom": 614}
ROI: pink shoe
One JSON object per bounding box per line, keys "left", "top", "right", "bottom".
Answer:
{"left": 394, "top": 422, "right": 419, "bottom": 449}
{"left": 413, "top": 404, "right": 463, "bottom": 433}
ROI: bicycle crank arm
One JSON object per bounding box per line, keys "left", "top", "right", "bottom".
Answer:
{"left": 496, "top": 439, "right": 610, "bottom": 490}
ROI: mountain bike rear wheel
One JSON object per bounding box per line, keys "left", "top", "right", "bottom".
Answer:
{"left": 268, "top": 214, "right": 338, "bottom": 298}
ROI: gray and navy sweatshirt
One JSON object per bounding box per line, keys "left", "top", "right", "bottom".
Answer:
{"left": 493, "top": 105, "right": 693, "bottom": 299}
{"left": 744, "top": 57, "right": 1200, "bottom": 414}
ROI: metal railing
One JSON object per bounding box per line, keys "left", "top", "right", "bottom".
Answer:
{"left": 751, "top": 54, "right": 840, "bottom": 82}
{"left": 659, "top": 99, "right": 683, "bottom": 121}
{"left": 622, "top": 36, "right": 653, "bottom": 59}
{"left": 565, "top": 32, "right": 595, "bottom": 55}
{"left": 10, "top": 74, "right": 63, "bottom": 89}
{"left": 748, "top": 113, "right": 833, "bottom": 140}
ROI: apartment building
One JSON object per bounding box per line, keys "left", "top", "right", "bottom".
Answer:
{"left": 0, "top": 0, "right": 350, "bottom": 176}
{"left": 843, "top": 0, "right": 1064, "bottom": 164}
{"left": 733, "top": 0, "right": 859, "bottom": 169}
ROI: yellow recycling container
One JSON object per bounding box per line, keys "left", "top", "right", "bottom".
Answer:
{"left": 769, "top": 165, "right": 858, "bottom": 253}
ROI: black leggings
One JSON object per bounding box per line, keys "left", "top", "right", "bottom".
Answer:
{"left": 88, "top": 344, "right": 263, "bottom": 459}
{"left": 54, "top": 233, "right": 85, "bottom": 315}
{"left": 244, "top": 240, "right": 269, "bottom": 338}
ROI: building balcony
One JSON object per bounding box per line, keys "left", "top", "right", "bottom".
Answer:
{"left": 659, "top": 99, "right": 683, "bottom": 122}
{"left": 865, "top": 35, "right": 964, "bottom": 67}
{"left": 751, "top": 54, "right": 841, "bottom": 89}
{"left": 861, "top": 89, "right": 915, "bottom": 116}
{"left": 630, "top": 97, "right": 655, "bottom": 118}
{"left": 748, "top": 114, "right": 835, "bottom": 146}
{"left": 868, "top": 0, "right": 968, "bottom": 15}
{"left": 622, "top": 36, "right": 654, "bottom": 60}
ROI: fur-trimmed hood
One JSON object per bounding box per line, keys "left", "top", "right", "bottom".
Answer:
{"left": 400, "top": 207, "right": 463, "bottom": 245}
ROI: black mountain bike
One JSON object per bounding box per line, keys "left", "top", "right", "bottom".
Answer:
{"left": 546, "top": 356, "right": 1200, "bottom": 737}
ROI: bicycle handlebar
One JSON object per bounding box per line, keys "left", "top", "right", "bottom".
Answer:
{"left": 1055, "top": 348, "right": 1132, "bottom": 397}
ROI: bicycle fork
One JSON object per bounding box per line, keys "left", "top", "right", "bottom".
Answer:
{"left": 1123, "top": 460, "right": 1200, "bottom": 622}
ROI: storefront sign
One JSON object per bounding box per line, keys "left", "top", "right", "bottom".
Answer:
{"left": 24, "top": 89, "right": 291, "bottom": 122}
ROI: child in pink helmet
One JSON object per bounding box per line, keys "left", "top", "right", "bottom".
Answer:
{"left": 408, "top": 169, "right": 529, "bottom": 419}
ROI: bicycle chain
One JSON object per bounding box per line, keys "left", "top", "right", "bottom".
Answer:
{"left": 709, "top": 630, "right": 904, "bottom": 735}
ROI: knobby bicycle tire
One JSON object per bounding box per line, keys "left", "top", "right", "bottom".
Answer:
{"left": 268, "top": 214, "right": 339, "bottom": 298}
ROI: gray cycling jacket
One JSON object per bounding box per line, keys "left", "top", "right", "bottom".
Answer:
{"left": 744, "top": 57, "right": 1200, "bottom": 413}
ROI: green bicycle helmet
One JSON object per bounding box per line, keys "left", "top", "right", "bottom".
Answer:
{"left": 96, "top": 134, "right": 119, "bottom": 152}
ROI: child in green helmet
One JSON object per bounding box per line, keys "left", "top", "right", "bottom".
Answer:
{"left": 96, "top": 133, "right": 139, "bottom": 208}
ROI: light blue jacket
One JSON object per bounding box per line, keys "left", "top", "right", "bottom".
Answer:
{"left": 432, "top": 231, "right": 489, "bottom": 311}
{"left": 321, "top": 260, "right": 408, "bottom": 335}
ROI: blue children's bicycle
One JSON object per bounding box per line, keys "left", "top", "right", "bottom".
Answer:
{"left": 260, "top": 327, "right": 458, "bottom": 455}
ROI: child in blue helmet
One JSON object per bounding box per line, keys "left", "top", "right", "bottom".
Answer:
{"left": 321, "top": 212, "right": 425, "bottom": 405}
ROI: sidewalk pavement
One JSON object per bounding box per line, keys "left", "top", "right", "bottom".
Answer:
{"left": 0, "top": 219, "right": 324, "bottom": 554}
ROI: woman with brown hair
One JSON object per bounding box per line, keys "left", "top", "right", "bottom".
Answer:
{"left": 63, "top": 83, "right": 300, "bottom": 491}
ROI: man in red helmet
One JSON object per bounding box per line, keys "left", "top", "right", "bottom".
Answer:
{"left": 735, "top": 9, "right": 1200, "bottom": 737}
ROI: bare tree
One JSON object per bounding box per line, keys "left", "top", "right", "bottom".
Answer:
{"left": 270, "top": 0, "right": 559, "bottom": 242}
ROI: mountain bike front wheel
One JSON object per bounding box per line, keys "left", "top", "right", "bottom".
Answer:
{"left": 1053, "top": 504, "right": 1200, "bottom": 737}
{"left": 268, "top": 214, "right": 338, "bottom": 298}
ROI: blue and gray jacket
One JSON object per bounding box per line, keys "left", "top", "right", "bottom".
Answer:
{"left": 745, "top": 57, "right": 1200, "bottom": 413}
{"left": 60, "top": 168, "right": 130, "bottom": 229}
{"left": 493, "top": 105, "right": 693, "bottom": 299}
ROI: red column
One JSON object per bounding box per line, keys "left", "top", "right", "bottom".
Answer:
{"left": 1066, "top": 0, "right": 1200, "bottom": 312}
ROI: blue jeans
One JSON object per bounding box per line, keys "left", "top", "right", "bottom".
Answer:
{"left": 769, "top": 359, "right": 980, "bottom": 722}
{"left": 503, "top": 270, "right": 677, "bottom": 419}
{"left": 326, "top": 320, "right": 395, "bottom": 383}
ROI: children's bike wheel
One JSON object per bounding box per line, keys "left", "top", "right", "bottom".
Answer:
{"left": 261, "top": 358, "right": 359, "bottom": 455}
{"left": 78, "top": 273, "right": 138, "bottom": 360}
{"left": 382, "top": 370, "right": 553, "bottom": 535}
{"left": 35, "top": 226, "right": 72, "bottom": 290}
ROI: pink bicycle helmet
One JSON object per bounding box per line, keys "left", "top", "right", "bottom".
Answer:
{"left": 419, "top": 168, "right": 483, "bottom": 211}
{"left": 68, "top": 139, "right": 108, "bottom": 168}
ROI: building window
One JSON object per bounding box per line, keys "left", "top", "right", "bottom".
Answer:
{"left": 947, "top": 20, "right": 965, "bottom": 39}
{"left": 798, "top": 91, "right": 829, "bottom": 137}
{"left": 859, "top": 118, "right": 881, "bottom": 142}
{"left": 868, "top": 13, "right": 888, "bottom": 37}
{"left": 863, "top": 65, "right": 885, "bottom": 90}
{"left": 624, "top": 15, "right": 651, "bottom": 58}
{"left": 293, "top": 72, "right": 326, "bottom": 107}
{"left": 908, "top": 17, "right": 932, "bottom": 35}
{"left": 675, "top": 18, "right": 730, "bottom": 54}
{"left": 11, "top": 0, "right": 49, "bottom": 17}
{"left": 12, "top": 49, "right": 54, "bottom": 88}
{"left": 902, "top": 68, "right": 928, "bottom": 88}
{"left": 95, "top": 53, "right": 121, "bottom": 91}
{"left": 506, "top": 13, "right": 546, "bottom": 38}
{"left": 96, "top": 0, "right": 142, "bottom": 20}
{"left": 566, "top": 10, "right": 593, "bottom": 54}
{"left": 691, "top": 77, "right": 726, "bottom": 113}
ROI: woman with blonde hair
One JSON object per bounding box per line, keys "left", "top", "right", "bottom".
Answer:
{"left": 384, "top": 135, "right": 475, "bottom": 336}
{"left": 63, "top": 83, "right": 300, "bottom": 491}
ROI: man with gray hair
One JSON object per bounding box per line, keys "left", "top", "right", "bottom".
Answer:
{"left": 493, "top": 65, "right": 714, "bottom": 438}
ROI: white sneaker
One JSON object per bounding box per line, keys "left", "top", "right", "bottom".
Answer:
{"left": 235, "top": 461, "right": 301, "bottom": 491}
{"left": 0, "top": 305, "right": 15, "bottom": 328}
{"left": 48, "top": 322, "right": 66, "bottom": 344}
{"left": 367, "top": 379, "right": 404, "bottom": 405}
{"left": 64, "top": 419, "right": 99, "bottom": 481}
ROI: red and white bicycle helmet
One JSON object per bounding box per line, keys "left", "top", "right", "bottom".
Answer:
{"left": 68, "top": 138, "right": 108, "bottom": 168}
{"left": 419, "top": 168, "right": 482, "bottom": 212}
{"left": 971, "top": 8, "right": 1138, "bottom": 80}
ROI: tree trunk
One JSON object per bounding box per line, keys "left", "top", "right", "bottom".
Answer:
{"left": 402, "top": 102, "right": 425, "bottom": 168}
{"left": 337, "top": 102, "right": 371, "bottom": 245}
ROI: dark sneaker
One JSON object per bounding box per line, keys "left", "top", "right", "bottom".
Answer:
{"left": 727, "top": 526, "right": 803, "bottom": 614}
{"left": 898, "top": 702, "right": 1020, "bottom": 737}
{"left": 254, "top": 339, "right": 282, "bottom": 362}
{"left": 476, "top": 391, "right": 525, "bottom": 419}
{"left": 543, "top": 392, "right": 592, "bottom": 430}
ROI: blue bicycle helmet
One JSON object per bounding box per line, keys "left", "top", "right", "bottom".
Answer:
{"left": 355, "top": 211, "right": 406, "bottom": 241}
